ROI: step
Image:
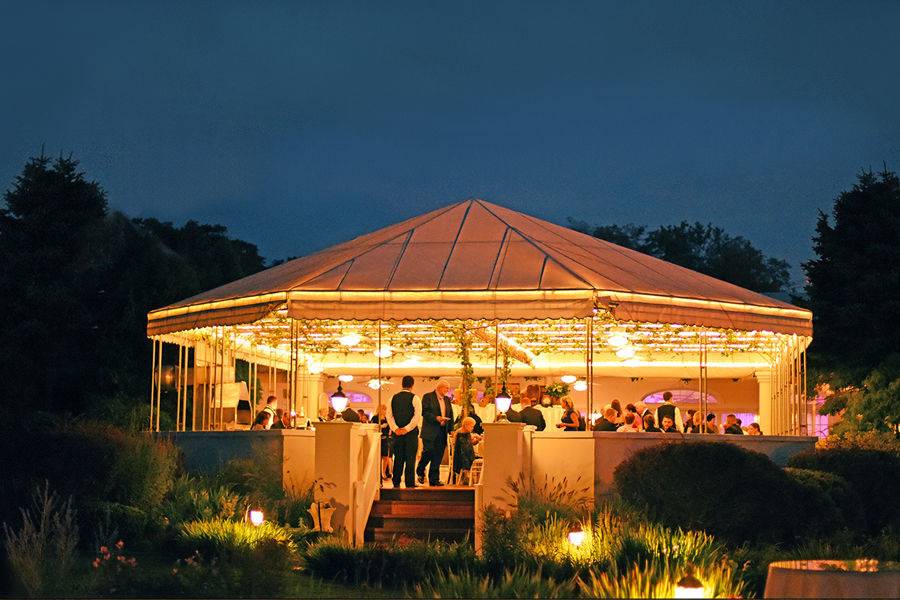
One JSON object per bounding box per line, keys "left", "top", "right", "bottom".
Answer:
{"left": 371, "top": 501, "right": 474, "bottom": 518}
{"left": 379, "top": 487, "right": 474, "bottom": 503}
{"left": 365, "top": 528, "right": 473, "bottom": 543}
{"left": 367, "top": 516, "right": 473, "bottom": 531}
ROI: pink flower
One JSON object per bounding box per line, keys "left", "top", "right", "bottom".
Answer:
{"left": 99, "top": 546, "right": 108, "bottom": 554}
{"left": 117, "top": 555, "right": 125, "bottom": 562}
{"left": 115, "top": 540, "right": 124, "bottom": 550}
{"left": 92, "top": 559, "right": 100, "bottom": 569}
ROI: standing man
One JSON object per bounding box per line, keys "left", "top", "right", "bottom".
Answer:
{"left": 417, "top": 379, "right": 453, "bottom": 486}
{"left": 519, "top": 395, "right": 546, "bottom": 431}
{"left": 387, "top": 375, "right": 422, "bottom": 489}
{"left": 654, "top": 391, "right": 684, "bottom": 432}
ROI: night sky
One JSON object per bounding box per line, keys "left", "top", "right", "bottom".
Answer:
{"left": 2, "top": 1, "right": 899, "bottom": 283}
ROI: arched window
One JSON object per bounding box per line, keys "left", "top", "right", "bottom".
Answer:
{"left": 641, "top": 389, "right": 718, "bottom": 404}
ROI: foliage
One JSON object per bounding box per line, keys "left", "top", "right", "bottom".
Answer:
{"left": 816, "top": 429, "right": 900, "bottom": 454}
{"left": 162, "top": 475, "right": 247, "bottom": 525}
{"left": 569, "top": 218, "right": 791, "bottom": 293}
{"left": 0, "top": 153, "right": 266, "bottom": 415}
{"left": 577, "top": 560, "right": 746, "bottom": 599}
{"left": 302, "top": 538, "right": 478, "bottom": 588}
{"left": 804, "top": 168, "right": 900, "bottom": 368}
{"left": 412, "top": 565, "right": 577, "bottom": 598}
{"left": 544, "top": 381, "right": 570, "bottom": 399}
{"left": 784, "top": 468, "right": 865, "bottom": 534}
{"left": 81, "top": 502, "right": 149, "bottom": 545}
{"left": 454, "top": 328, "right": 476, "bottom": 416}
{"left": 499, "top": 474, "right": 592, "bottom": 524}
{"left": 614, "top": 441, "right": 810, "bottom": 545}
{"left": 178, "top": 519, "right": 297, "bottom": 559}
{"left": 1, "top": 483, "right": 80, "bottom": 598}
{"left": 89, "top": 539, "right": 139, "bottom": 597}
{"left": 787, "top": 447, "right": 900, "bottom": 533}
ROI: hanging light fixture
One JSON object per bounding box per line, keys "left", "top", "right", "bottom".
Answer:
{"left": 307, "top": 359, "right": 324, "bottom": 374}
{"left": 330, "top": 383, "right": 348, "bottom": 416}
{"left": 367, "top": 378, "right": 382, "bottom": 390}
{"left": 338, "top": 374, "right": 354, "bottom": 382}
{"left": 373, "top": 347, "right": 393, "bottom": 358}
{"left": 607, "top": 333, "right": 628, "bottom": 348}
{"left": 494, "top": 384, "right": 512, "bottom": 421}
{"left": 339, "top": 332, "right": 361, "bottom": 347}
{"left": 616, "top": 346, "right": 636, "bottom": 359}
{"left": 560, "top": 374, "right": 577, "bottom": 384}
{"left": 573, "top": 380, "right": 588, "bottom": 392}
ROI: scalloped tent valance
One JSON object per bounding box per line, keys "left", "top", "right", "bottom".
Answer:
{"left": 147, "top": 199, "right": 812, "bottom": 336}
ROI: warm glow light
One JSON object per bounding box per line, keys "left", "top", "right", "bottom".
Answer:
{"left": 573, "top": 380, "right": 588, "bottom": 392}
{"left": 622, "top": 358, "right": 641, "bottom": 367}
{"left": 308, "top": 361, "right": 324, "bottom": 374}
{"left": 367, "top": 378, "right": 382, "bottom": 390}
{"left": 674, "top": 572, "right": 704, "bottom": 598}
{"left": 339, "top": 332, "right": 361, "bottom": 347}
{"left": 568, "top": 526, "right": 586, "bottom": 547}
{"left": 560, "top": 375, "right": 577, "bottom": 384}
{"left": 616, "top": 347, "right": 636, "bottom": 359}
{"left": 338, "top": 374, "right": 354, "bottom": 382}
{"left": 331, "top": 393, "right": 349, "bottom": 414}
{"left": 249, "top": 510, "right": 264, "bottom": 527}
{"left": 373, "top": 347, "right": 393, "bottom": 358}
{"left": 607, "top": 334, "right": 628, "bottom": 348}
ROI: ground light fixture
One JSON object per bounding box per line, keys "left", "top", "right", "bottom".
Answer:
{"left": 338, "top": 374, "right": 354, "bottom": 382}
{"left": 494, "top": 384, "right": 512, "bottom": 421}
{"left": 330, "top": 383, "right": 348, "bottom": 416}
{"left": 674, "top": 567, "right": 704, "bottom": 598}
{"left": 567, "top": 524, "right": 586, "bottom": 547}
{"left": 560, "top": 374, "right": 577, "bottom": 384}
{"left": 248, "top": 509, "right": 264, "bottom": 527}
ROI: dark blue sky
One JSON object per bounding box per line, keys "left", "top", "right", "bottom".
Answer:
{"left": 2, "top": 1, "right": 899, "bottom": 283}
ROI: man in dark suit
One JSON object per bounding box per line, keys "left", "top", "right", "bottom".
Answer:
{"left": 417, "top": 379, "right": 453, "bottom": 486}
{"left": 592, "top": 407, "right": 618, "bottom": 431}
{"left": 519, "top": 396, "right": 546, "bottom": 431}
{"left": 387, "top": 375, "right": 421, "bottom": 489}
{"left": 341, "top": 407, "right": 361, "bottom": 422}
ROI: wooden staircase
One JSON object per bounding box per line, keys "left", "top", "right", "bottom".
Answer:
{"left": 364, "top": 487, "right": 475, "bottom": 543}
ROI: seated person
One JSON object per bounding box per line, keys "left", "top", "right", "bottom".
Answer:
{"left": 250, "top": 410, "right": 271, "bottom": 430}
{"left": 747, "top": 422, "right": 763, "bottom": 435}
{"left": 356, "top": 409, "right": 369, "bottom": 423}
{"left": 341, "top": 406, "right": 361, "bottom": 422}
{"left": 684, "top": 410, "right": 703, "bottom": 433}
{"left": 616, "top": 412, "right": 638, "bottom": 432}
{"left": 642, "top": 413, "right": 661, "bottom": 432}
{"left": 452, "top": 417, "right": 482, "bottom": 484}
{"left": 270, "top": 408, "right": 286, "bottom": 429}
{"left": 660, "top": 415, "right": 679, "bottom": 433}
{"left": 723, "top": 414, "right": 744, "bottom": 434}
{"left": 704, "top": 413, "right": 719, "bottom": 434}
{"left": 593, "top": 407, "right": 618, "bottom": 431}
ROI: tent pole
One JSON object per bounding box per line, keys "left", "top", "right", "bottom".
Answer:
{"left": 149, "top": 338, "right": 157, "bottom": 432}
{"left": 155, "top": 340, "right": 163, "bottom": 432}
{"left": 586, "top": 316, "right": 594, "bottom": 422}
{"left": 377, "top": 320, "right": 383, "bottom": 410}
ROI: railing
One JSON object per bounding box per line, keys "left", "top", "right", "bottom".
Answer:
{"left": 351, "top": 427, "right": 382, "bottom": 547}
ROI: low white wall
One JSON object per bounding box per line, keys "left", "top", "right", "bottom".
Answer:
{"left": 528, "top": 432, "right": 817, "bottom": 499}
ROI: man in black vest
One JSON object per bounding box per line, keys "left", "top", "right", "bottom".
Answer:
{"left": 417, "top": 379, "right": 453, "bottom": 486}
{"left": 387, "top": 375, "right": 422, "bottom": 488}
{"left": 519, "top": 396, "right": 546, "bottom": 431}
{"left": 654, "top": 391, "right": 684, "bottom": 432}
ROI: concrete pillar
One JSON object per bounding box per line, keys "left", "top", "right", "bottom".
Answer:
{"left": 480, "top": 422, "right": 526, "bottom": 509}
{"left": 314, "top": 421, "right": 364, "bottom": 542}
{"left": 756, "top": 370, "right": 773, "bottom": 436}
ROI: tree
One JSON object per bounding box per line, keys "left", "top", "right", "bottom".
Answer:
{"left": 568, "top": 219, "right": 791, "bottom": 294}
{"left": 803, "top": 168, "right": 900, "bottom": 368}
{"left": 0, "top": 154, "right": 266, "bottom": 416}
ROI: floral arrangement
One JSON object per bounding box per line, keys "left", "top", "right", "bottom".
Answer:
{"left": 545, "top": 382, "right": 570, "bottom": 399}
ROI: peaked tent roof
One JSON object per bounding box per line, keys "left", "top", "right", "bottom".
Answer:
{"left": 148, "top": 199, "right": 812, "bottom": 336}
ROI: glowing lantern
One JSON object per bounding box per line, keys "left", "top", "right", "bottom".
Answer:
{"left": 373, "top": 347, "right": 393, "bottom": 358}
{"left": 249, "top": 510, "right": 264, "bottom": 527}
{"left": 560, "top": 374, "right": 577, "bottom": 384}
{"left": 339, "top": 332, "right": 361, "bottom": 347}
{"left": 330, "top": 384, "right": 349, "bottom": 415}
{"left": 494, "top": 384, "right": 512, "bottom": 421}
{"left": 367, "top": 378, "right": 382, "bottom": 390}
{"left": 573, "top": 380, "right": 588, "bottom": 392}
{"left": 675, "top": 569, "right": 704, "bottom": 598}
{"left": 307, "top": 360, "right": 324, "bottom": 374}
{"left": 607, "top": 334, "right": 629, "bottom": 348}
{"left": 567, "top": 524, "right": 586, "bottom": 547}
{"left": 616, "top": 347, "right": 636, "bottom": 359}
{"left": 338, "top": 374, "right": 354, "bottom": 382}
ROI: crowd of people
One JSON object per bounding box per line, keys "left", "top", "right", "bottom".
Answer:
{"left": 250, "top": 383, "right": 764, "bottom": 488}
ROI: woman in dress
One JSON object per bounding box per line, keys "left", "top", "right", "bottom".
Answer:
{"left": 556, "top": 397, "right": 582, "bottom": 431}
{"left": 373, "top": 404, "right": 393, "bottom": 479}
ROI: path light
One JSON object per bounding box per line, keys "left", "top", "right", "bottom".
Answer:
{"left": 494, "top": 384, "right": 512, "bottom": 422}
{"left": 338, "top": 374, "right": 354, "bottom": 382}
{"left": 573, "top": 380, "right": 588, "bottom": 392}
{"left": 561, "top": 374, "right": 577, "bottom": 384}
{"left": 567, "top": 524, "right": 586, "bottom": 547}
{"left": 330, "top": 384, "right": 348, "bottom": 416}
{"left": 339, "top": 332, "right": 361, "bottom": 347}
{"left": 249, "top": 509, "right": 264, "bottom": 527}
{"left": 674, "top": 566, "right": 704, "bottom": 598}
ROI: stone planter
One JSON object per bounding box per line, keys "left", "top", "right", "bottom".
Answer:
{"left": 765, "top": 559, "right": 900, "bottom": 598}
{"left": 308, "top": 502, "right": 335, "bottom": 533}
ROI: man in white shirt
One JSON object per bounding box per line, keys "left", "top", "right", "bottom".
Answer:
{"left": 386, "top": 375, "right": 422, "bottom": 488}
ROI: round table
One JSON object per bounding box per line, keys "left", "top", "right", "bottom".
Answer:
{"left": 764, "top": 559, "right": 900, "bottom": 598}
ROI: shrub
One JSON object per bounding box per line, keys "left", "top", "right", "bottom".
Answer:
{"left": 784, "top": 468, "right": 865, "bottom": 534}
{"left": 614, "top": 441, "right": 809, "bottom": 545}
{"left": 162, "top": 475, "right": 246, "bottom": 525}
{"left": 178, "top": 519, "right": 297, "bottom": 560}
{"left": 577, "top": 560, "right": 747, "bottom": 599}
{"left": 817, "top": 430, "right": 900, "bottom": 454}
{"left": 1, "top": 483, "right": 80, "bottom": 597}
{"left": 412, "top": 566, "right": 577, "bottom": 598}
{"left": 81, "top": 501, "right": 149, "bottom": 544}
{"left": 302, "top": 538, "right": 478, "bottom": 588}
{"left": 500, "top": 474, "right": 592, "bottom": 524}
{"left": 787, "top": 447, "right": 900, "bottom": 533}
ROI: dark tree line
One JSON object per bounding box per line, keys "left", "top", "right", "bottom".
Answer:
{"left": 568, "top": 220, "right": 792, "bottom": 294}
{"left": 0, "top": 155, "right": 265, "bottom": 415}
